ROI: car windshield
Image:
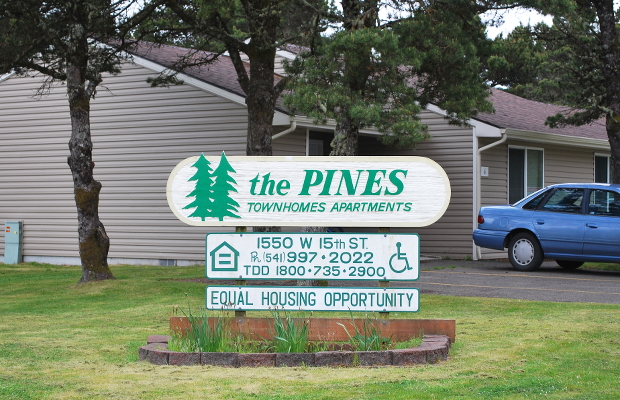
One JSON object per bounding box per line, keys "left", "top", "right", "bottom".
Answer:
{"left": 511, "top": 187, "right": 549, "bottom": 207}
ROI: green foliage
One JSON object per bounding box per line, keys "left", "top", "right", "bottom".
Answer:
{"left": 269, "top": 308, "right": 310, "bottom": 353}
{"left": 486, "top": 25, "right": 547, "bottom": 90}
{"left": 490, "top": 22, "right": 600, "bottom": 109}
{"left": 0, "top": 0, "right": 157, "bottom": 281}
{"left": 169, "top": 305, "right": 231, "bottom": 352}
{"left": 284, "top": 0, "right": 493, "bottom": 153}
{"left": 147, "top": 0, "right": 327, "bottom": 157}
{"left": 139, "top": 0, "right": 325, "bottom": 50}
{"left": 0, "top": 0, "right": 150, "bottom": 86}
{"left": 392, "top": 335, "right": 423, "bottom": 350}
{"left": 494, "top": 0, "right": 620, "bottom": 182}
{"left": 337, "top": 312, "right": 391, "bottom": 351}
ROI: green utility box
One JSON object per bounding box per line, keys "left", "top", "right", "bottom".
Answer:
{"left": 4, "top": 221, "right": 23, "bottom": 264}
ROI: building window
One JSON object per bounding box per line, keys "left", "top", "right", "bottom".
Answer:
{"left": 308, "top": 131, "right": 330, "bottom": 156}
{"left": 509, "top": 147, "right": 544, "bottom": 204}
{"left": 594, "top": 155, "right": 611, "bottom": 183}
{"left": 308, "top": 138, "right": 324, "bottom": 156}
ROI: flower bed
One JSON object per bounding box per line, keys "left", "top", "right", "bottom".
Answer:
{"left": 139, "top": 334, "right": 451, "bottom": 367}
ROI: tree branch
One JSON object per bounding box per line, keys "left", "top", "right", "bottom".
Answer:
{"left": 227, "top": 47, "right": 251, "bottom": 94}
{"left": 274, "top": 76, "right": 289, "bottom": 99}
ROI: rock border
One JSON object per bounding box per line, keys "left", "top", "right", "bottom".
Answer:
{"left": 139, "top": 334, "right": 450, "bottom": 367}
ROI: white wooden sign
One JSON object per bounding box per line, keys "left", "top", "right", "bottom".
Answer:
{"left": 167, "top": 154, "right": 451, "bottom": 227}
{"left": 206, "top": 286, "right": 420, "bottom": 312}
{"left": 206, "top": 233, "right": 419, "bottom": 281}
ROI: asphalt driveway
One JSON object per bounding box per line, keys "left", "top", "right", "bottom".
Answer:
{"left": 405, "top": 259, "right": 620, "bottom": 304}
{"left": 332, "top": 259, "right": 620, "bottom": 304}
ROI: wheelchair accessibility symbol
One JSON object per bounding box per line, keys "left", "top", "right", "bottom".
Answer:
{"left": 389, "top": 242, "right": 412, "bottom": 274}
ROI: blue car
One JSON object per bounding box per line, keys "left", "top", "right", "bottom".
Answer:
{"left": 473, "top": 183, "right": 620, "bottom": 271}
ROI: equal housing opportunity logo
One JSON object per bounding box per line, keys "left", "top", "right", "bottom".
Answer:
{"left": 167, "top": 154, "right": 451, "bottom": 227}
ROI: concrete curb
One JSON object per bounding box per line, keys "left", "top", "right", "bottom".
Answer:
{"left": 139, "top": 334, "right": 450, "bottom": 367}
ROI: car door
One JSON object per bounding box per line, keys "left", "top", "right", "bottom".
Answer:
{"left": 531, "top": 187, "right": 586, "bottom": 256}
{"left": 583, "top": 189, "right": 620, "bottom": 258}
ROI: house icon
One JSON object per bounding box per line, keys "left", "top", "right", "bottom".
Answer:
{"left": 210, "top": 241, "right": 240, "bottom": 272}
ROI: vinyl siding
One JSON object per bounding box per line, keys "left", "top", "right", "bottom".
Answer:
{"left": 3, "top": 61, "right": 609, "bottom": 265}
{"left": 0, "top": 62, "right": 250, "bottom": 263}
{"left": 272, "top": 128, "right": 307, "bottom": 155}
{"left": 359, "top": 110, "right": 474, "bottom": 257}
{"left": 479, "top": 138, "right": 508, "bottom": 207}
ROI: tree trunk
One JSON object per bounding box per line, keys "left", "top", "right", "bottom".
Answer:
{"left": 246, "top": 42, "right": 282, "bottom": 232}
{"left": 330, "top": 114, "right": 359, "bottom": 156}
{"left": 330, "top": 0, "right": 378, "bottom": 157}
{"left": 245, "top": 45, "right": 276, "bottom": 157}
{"left": 66, "top": 65, "right": 114, "bottom": 283}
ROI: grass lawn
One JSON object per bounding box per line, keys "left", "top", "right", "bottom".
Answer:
{"left": 582, "top": 262, "right": 620, "bottom": 272}
{"left": 1, "top": 262, "right": 619, "bottom": 400}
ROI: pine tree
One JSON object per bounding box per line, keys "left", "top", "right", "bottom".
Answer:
{"left": 284, "top": 0, "right": 494, "bottom": 156}
{"left": 498, "top": 0, "right": 620, "bottom": 183}
{"left": 0, "top": 0, "right": 157, "bottom": 283}
{"left": 148, "top": 0, "right": 326, "bottom": 156}
{"left": 184, "top": 153, "right": 214, "bottom": 221}
{"left": 210, "top": 152, "right": 241, "bottom": 221}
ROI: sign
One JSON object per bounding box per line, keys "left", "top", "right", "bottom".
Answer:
{"left": 167, "top": 154, "right": 451, "bottom": 227}
{"left": 206, "top": 286, "right": 420, "bottom": 312}
{"left": 206, "top": 233, "right": 419, "bottom": 281}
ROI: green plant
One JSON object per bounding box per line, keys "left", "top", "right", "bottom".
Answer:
{"left": 393, "top": 336, "right": 424, "bottom": 349}
{"left": 229, "top": 336, "right": 273, "bottom": 353}
{"left": 269, "top": 308, "right": 310, "bottom": 353}
{"left": 169, "top": 304, "right": 231, "bottom": 353}
{"left": 337, "top": 312, "right": 392, "bottom": 351}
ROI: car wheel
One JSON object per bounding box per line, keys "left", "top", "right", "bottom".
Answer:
{"left": 556, "top": 260, "right": 584, "bottom": 270}
{"left": 508, "top": 232, "right": 543, "bottom": 271}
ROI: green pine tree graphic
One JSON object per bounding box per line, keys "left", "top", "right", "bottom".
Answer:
{"left": 210, "top": 152, "right": 241, "bottom": 221}
{"left": 183, "top": 153, "right": 214, "bottom": 221}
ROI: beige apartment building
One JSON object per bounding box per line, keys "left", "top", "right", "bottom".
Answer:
{"left": 0, "top": 43, "right": 611, "bottom": 265}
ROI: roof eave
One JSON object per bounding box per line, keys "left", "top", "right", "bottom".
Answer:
{"left": 505, "top": 128, "right": 610, "bottom": 150}
{"left": 291, "top": 115, "right": 382, "bottom": 135}
{"left": 425, "top": 104, "right": 503, "bottom": 138}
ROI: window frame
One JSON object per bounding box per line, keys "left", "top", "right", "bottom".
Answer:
{"left": 594, "top": 154, "right": 611, "bottom": 183}
{"left": 508, "top": 146, "right": 545, "bottom": 204}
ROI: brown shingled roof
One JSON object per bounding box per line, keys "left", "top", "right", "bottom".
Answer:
{"left": 127, "top": 42, "right": 608, "bottom": 141}
{"left": 473, "top": 88, "right": 608, "bottom": 141}
{"left": 126, "top": 41, "right": 287, "bottom": 112}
